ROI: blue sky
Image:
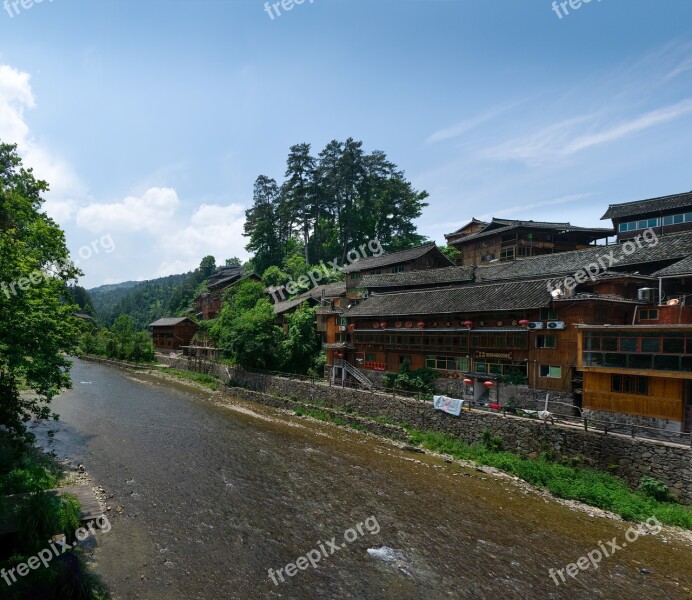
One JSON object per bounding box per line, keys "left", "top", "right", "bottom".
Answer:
{"left": 1, "top": 0, "right": 691, "bottom": 287}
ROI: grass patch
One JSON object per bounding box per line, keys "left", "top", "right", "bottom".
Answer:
{"left": 0, "top": 432, "right": 111, "bottom": 598}
{"left": 166, "top": 369, "right": 219, "bottom": 390}
{"left": 406, "top": 430, "right": 692, "bottom": 529}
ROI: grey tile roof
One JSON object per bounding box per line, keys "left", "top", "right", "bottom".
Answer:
{"left": 149, "top": 317, "right": 195, "bottom": 327}
{"left": 344, "top": 279, "right": 554, "bottom": 318}
{"left": 273, "top": 297, "right": 315, "bottom": 315}
{"left": 360, "top": 266, "right": 474, "bottom": 289}
{"left": 341, "top": 243, "right": 453, "bottom": 273}
{"left": 449, "top": 219, "right": 613, "bottom": 245}
{"left": 652, "top": 254, "right": 692, "bottom": 277}
{"left": 475, "top": 231, "right": 692, "bottom": 282}
{"left": 601, "top": 191, "right": 692, "bottom": 220}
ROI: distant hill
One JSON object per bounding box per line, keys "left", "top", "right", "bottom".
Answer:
{"left": 89, "top": 272, "right": 193, "bottom": 330}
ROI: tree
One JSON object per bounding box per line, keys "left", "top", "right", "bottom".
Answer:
{"left": 199, "top": 255, "right": 217, "bottom": 279}
{"left": 262, "top": 265, "right": 290, "bottom": 289}
{"left": 282, "top": 303, "right": 319, "bottom": 373}
{"left": 111, "top": 314, "right": 135, "bottom": 359}
{"left": 225, "top": 257, "right": 242, "bottom": 267}
{"left": 0, "top": 142, "right": 81, "bottom": 438}
{"left": 244, "top": 176, "right": 284, "bottom": 274}
{"left": 282, "top": 143, "right": 317, "bottom": 264}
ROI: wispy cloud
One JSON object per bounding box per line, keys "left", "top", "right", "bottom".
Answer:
{"left": 425, "top": 103, "right": 515, "bottom": 144}
{"left": 563, "top": 99, "right": 692, "bottom": 155}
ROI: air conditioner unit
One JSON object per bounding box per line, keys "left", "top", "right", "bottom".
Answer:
{"left": 528, "top": 322, "right": 544, "bottom": 329}
{"left": 547, "top": 321, "right": 566, "bottom": 330}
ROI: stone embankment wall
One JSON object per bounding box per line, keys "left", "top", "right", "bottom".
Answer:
{"left": 155, "top": 356, "right": 692, "bottom": 503}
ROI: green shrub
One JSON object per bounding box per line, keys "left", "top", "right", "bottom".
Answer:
{"left": 638, "top": 476, "right": 671, "bottom": 502}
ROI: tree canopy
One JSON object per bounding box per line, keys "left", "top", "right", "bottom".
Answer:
{"left": 244, "top": 139, "right": 429, "bottom": 274}
{"left": 0, "top": 143, "right": 81, "bottom": 437}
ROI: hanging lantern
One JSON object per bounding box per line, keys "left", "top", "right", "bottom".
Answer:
{"left": 373, "top": 322, "right": 379, "bottom": 329}
{"left": 395, "top": 321, "right": 402, "bottom": 328}
{"left": 405, "top": 321, "right": 413, "bottom": 328}
{"left": 483, "top": 381, "right": 494, "bottom": 388}
{"left": 417, "top": 321, "right": 425, "bottom": 328}
{"left": 380, "top": 322, "right": 387, "bottom": 329}
{"left": 348, "top": 323, "right": 355, "bottom": 330}
{"left": 519, "top": 319, "right": 530, "bottom": 327}
{"left": 463, "top": 378, "right": 473, "bottom": 385}
{"left": 463, "top": 320, "right": 473, "bottom": 328}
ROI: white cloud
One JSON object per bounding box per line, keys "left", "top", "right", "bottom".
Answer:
{"left": 426, "top": 106, "right": 507, "bottom": 145}
{"left": 155, "top": 203, "right": 247, "bottom": 276}
{"left": 562, "top": 99, "right": 692, "bottom": 155}
{"left": 0, "top": 64, "right": 86, "bottom": 217}
{"left": 76, "top": 187, "right": 180, "bottom": 233}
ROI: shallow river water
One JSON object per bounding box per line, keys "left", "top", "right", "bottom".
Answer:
{"left": 31, "top": 359, "right": 692, "bottom": 599}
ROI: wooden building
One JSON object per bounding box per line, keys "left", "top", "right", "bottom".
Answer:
{"left": 445, "top": 218, "right": 613, "bottom": 267}
{"left": 150, "top": 317, "right": 198, "bottom": 352}
{"left": 602, "top": 190, "right": 692, "bottom": 243}
{"left": 341, "top": 243, "right": 454, "bottom": 292}
{"left": 194, "top": 266, "right": 261, "bottom": 320}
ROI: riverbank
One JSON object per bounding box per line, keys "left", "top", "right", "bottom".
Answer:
{"left": 142, "top": 364, "right": 692, "bottom": 536}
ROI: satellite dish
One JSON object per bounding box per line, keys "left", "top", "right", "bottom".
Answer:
{"left": 551, "top": 289, "right": 563, "bottom": 298}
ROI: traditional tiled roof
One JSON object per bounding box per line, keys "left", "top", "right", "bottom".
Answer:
{"left": 601, "top": 191, "right": 692, "bottom": 220}
{"left": 448, "top": 219, "right": 613, "bottom": 245}
{"left": 341, "top": 243, "right": 453, "bottom": 273}
{"left": 475, "top": 231, "right": 692, "bottom": 282}
{"left": 652, "top": 254, "right": 692, "bottom": 277}
{"left": 306, "top": 282, "right": 346, "bottom": 299}
{"left": 360, "top": 266, "right": 474, "bottom": 289}
{"left": 273, "top": 296, "right": 315, "bottom": 315}
{"left": 344, "top": 279, "right": 554, "bottom": 317}
{"left": 149, "top": 317, "right": 194, "bottom": 327}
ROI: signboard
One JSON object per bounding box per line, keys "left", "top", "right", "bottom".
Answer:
{"left": 475, "top": 351, "right": 512, "bottom": 360}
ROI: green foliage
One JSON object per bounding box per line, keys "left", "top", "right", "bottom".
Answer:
{"left": 262, "top": 265, "right": 290, "bottom": 288}
{"left": 502, "top": 370, "right": 529, "bottom": 385}
{"left": 0, "top": 142, "right": 81, "bottom": 437}
{"left": 638, "top": 476, "right": 671, "bottom": 502}
{"left": 78, "top": 317, "right": 155, "bottom": 363}
{"left": 406, "top": 430, "right": 692, "bottom": 529}
{"left": 481, "top": 428, "right": 503, "bottom": 452}
{"left": 165, "top": 369, "right": 219, "bottom": 390}
{"left": 244, "top": 139, "right": 429, "bottom": 272}
{"left": 391, "top": 363, "right": 439, "bottom": 393}
{"left": 282, "top": 304, "right": 319, "bottom": 374}
{"left": 439, "top": 245, "right": 460, "bottom": 263}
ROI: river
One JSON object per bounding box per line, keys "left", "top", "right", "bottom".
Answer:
{"left": 30, "top": 359, "right": 691, "bottom": 599}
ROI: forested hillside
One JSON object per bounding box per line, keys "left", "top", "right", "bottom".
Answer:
{"left": 89, "top": 273, "right": 191, "bottom": 329}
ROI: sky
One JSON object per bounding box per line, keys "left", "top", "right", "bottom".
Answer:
{"left": 1, "top": 0, "right": 691, "bottom": 288}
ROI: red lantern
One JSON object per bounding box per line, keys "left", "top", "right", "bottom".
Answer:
{"left": 380, "top": 322, "right": 387, "bottom": 329}
{"left": 348, "top": 323, "right": 355, "bottom": 330}
{"left": 373, "top": 322, "right": 379, "bottom": 328}
{"left": 483, "top": 381, "right": 494, "bottom": 388}
{"left": 417, "top": 321, "right": 425, "bottom": 328}
{"left": 405, "top": 321, "right": 413, "bottom": 328}
{"left": 463, "top": 378, "right": 473, "bottom": 385}
{"left": 395, "top": 321, "right": 402, "bottom": 328}
{"left": 464, "top": 320, "right": 473, "bottom": 328}
{"left": 519, "top": 319, "right": 530, "bottom": 327}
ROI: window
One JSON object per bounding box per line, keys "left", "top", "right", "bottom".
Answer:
{"left": 535, "top": 335, "right": 557, "bottom": 349}
{"left": 399, "top": 355, "right": 411, "bottom": 366}
{"left": 481, "top": 253, "right": 496, "bottom": 262}
{"left": 338, "top": 317, "right": 348, "bottom": 325}
{"left": 540, "top": 308, "right": 558, "bottom": 320}
{"left": 351, "top": 272, "right": 361, "bottom": 280}
{"left": 365, "top": 353, "right": 376, "bottom": 362}
{"left": 372, "top": 270, "right": 381, "bottom": 275}
{"left": 426, "top": 355, "right": 469, "bottom": 371}
{"left": 539, "top": 365, "right": 561, "bottom": 378}
{"left": 639, "top": 309, "right": 659, "bottom": 321}
{"left": 391, "top": 265, "right": 405, "bottom": 273}
{"left": 500, "top": 247, "right": 515, "bottom": 261}
{"left": 611, "top": 375, "right": 648, "bottom": 395}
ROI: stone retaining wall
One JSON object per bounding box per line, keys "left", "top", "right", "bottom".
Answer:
{"left": 157, "top": 356, "right": 692, "bottom": 503}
